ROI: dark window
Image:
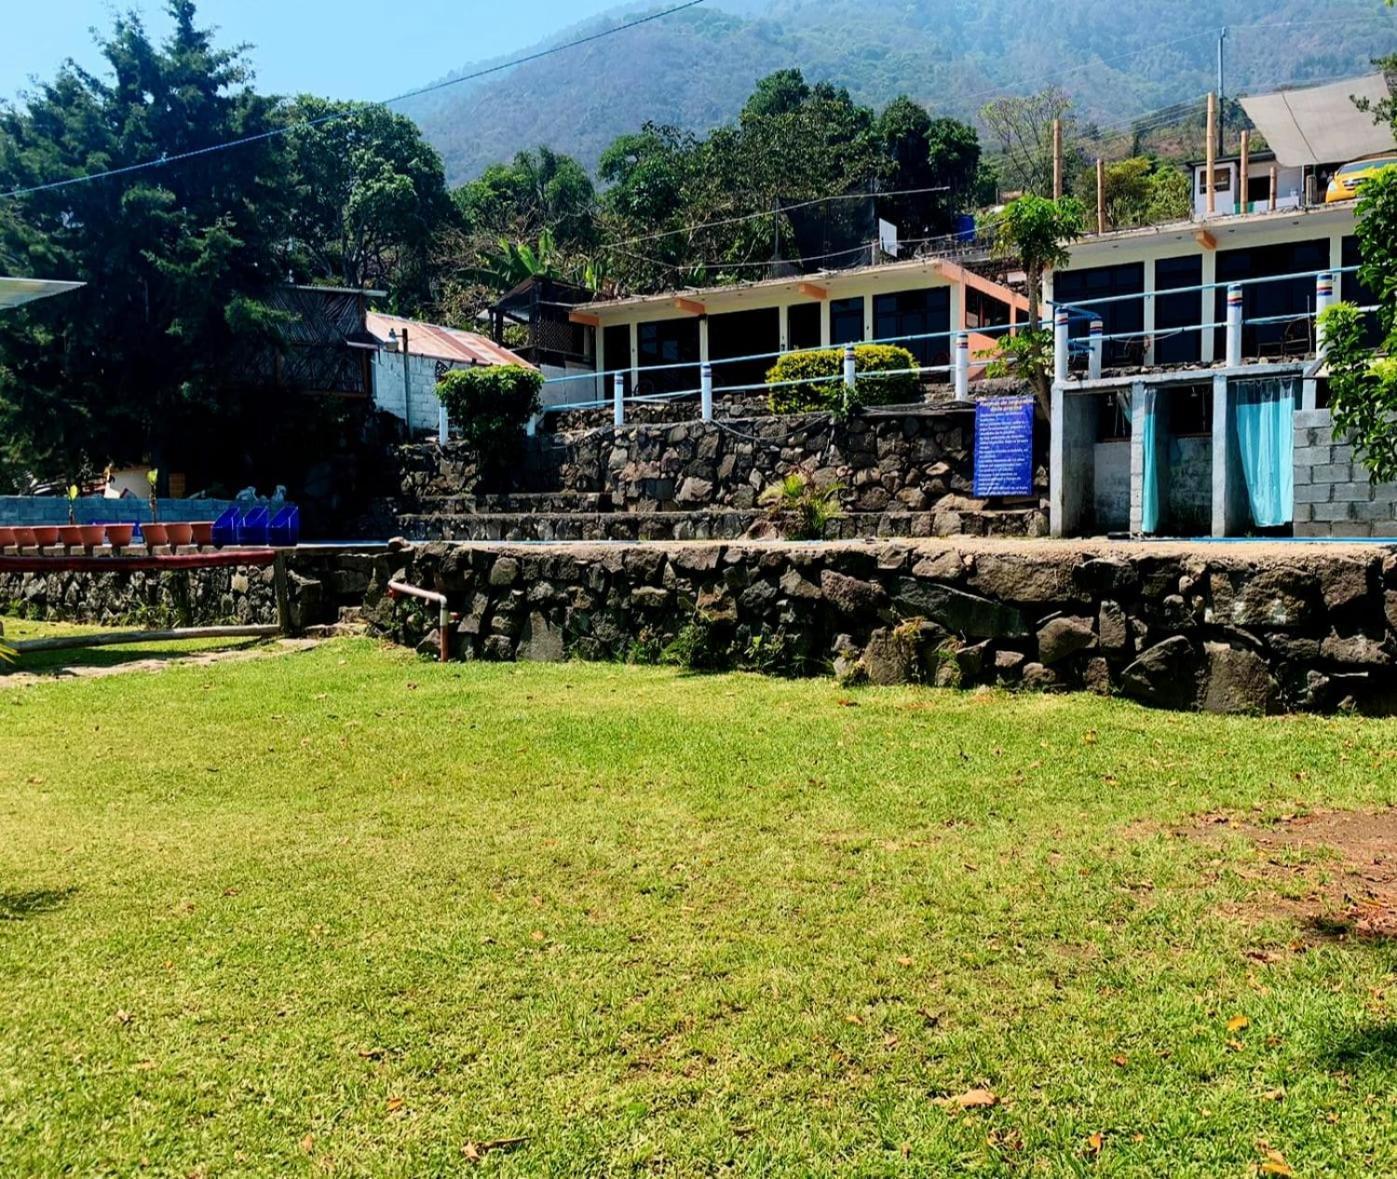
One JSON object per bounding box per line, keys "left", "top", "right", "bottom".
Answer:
{"left": 1169, "top": 383, "right": 1213, "bottom": 436}
{"left": 965, "top": 287, "right": 1012, "bottom": 332}
{"left": 636, "top": 317, "right": 700, "bottom": 396}
{"left": 873, "top": 287, "right": 951, "bottom": 368}
{"left": 1246, "top": 174, "right": 1272, "bottom": 206}
{"left": 708, "top": 307, "right": 780, "bottom": 392}
{"left": 1154, "top": 255, "right": 1202, "bottom": 365}
{"left": 830, "top": 296, "right": 865, "bottom": 346}
{"left": 1053, "top": 262, "right": 1145, "bottom": 366}
{"left": 1342, "top": 235, "right": 1383, "bottom": 348}
{"left": 1096, "top": 391, "right": 1131, "bottom": 441}
{"left": 787, "top": 302, "right": 821, "bottom": 351}
{"left": 1214, "top": 238, "right": 1327, "bottom": 359}
{"left": 602, "top": 324, "right": 631, "bottom": 396}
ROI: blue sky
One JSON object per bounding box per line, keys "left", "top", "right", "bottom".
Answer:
{"left": 1, "top": 0, "right": 625, "bottom": 105}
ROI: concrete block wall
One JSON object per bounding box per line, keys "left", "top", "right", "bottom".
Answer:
{"left": 1092, "top": 442, "right": 1130, "bottom": 531}
{"left": 1293, "top": 409, "right": 1397, "bottom": 538}
{"left": 373, "top": 351, "right": 444, "bottom": 435}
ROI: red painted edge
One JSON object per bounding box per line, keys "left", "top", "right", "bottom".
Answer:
{"left": 0, "top": 549, "right": 279, "bottom": 573}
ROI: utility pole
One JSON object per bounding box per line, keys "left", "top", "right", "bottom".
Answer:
{"left": 401, "top": 325, "right": 412, "bottom": 437}
{"left": 1052, "top": 118, "right": 1063, "bottom": 200}
{"left": 1217, "top": 26, "right": 1228, "bottom": 156}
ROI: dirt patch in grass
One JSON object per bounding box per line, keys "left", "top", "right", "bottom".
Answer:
{"left": 1186, "top": 809, "right": 1397, "bottom": 941}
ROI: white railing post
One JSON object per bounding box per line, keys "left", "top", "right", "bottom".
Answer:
{"left": 1225, "top": 284, "right": 1243, "bottom": 367}
{"left": 700, "top": 362, "right": 713, "bottom": 422}
{"left": 525, "top": 413, "right": 538, "bottom": 438}
{"left": 1088, "top": 319, "right": 1103, "bottom": 380}
{"left": 842, "top": 343, "right": 857, "bottom": 391}
{"left": 1315, "top": 271, "right": 1335, "bottom": 353}
{"left": 1053, "top": 307, "right": 1069, "bottom": 383}
{"left": 953, "top": 332, "right": 969, "bottom": 402}
{"left": 613, "top": 372, "right": 625, "bottom": 427}
{"left": 438, "top": 404, "right": 450, "bottom": 444}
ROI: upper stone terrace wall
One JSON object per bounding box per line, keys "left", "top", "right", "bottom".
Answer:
{"left": 366, "top": 538, "right": 1397, "bottom": 716}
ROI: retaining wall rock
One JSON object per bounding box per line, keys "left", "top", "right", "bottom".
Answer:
{"left": 366, "top": 539, "right": 1397, "bottom": 715}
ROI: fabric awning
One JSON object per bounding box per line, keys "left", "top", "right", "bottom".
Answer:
{"left": 1239, "top": 74, "right": 1396, "bottom": 168}
{"left": 0, "top": 276, "right": 84, "bottom": 311}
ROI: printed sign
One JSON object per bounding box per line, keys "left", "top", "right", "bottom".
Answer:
{"left": 973, "top": 396, "right": 1035, "bottom": 497}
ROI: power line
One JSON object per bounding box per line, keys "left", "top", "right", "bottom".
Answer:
{"left": 0, "top": 0, "right": 708, "bottom": 201}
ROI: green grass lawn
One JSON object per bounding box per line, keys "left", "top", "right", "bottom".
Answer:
{"left": 2, "top": 640, "right": 1396, "bottom": 1176}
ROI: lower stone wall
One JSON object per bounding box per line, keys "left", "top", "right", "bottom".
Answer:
{"left": 365, "top": 538, "right": 1397, "bottom": 715}
{"left": 1294, "top": 408, "right": 1397, "bottom": 538}
{"left": 0, "top": 550, "right": 380, "bottom": 631}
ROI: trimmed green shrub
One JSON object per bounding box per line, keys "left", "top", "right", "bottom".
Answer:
{"left": 436, "top": 364, "right": 543, "bottom": 458}
{"left": 765, "top": 344, "right": 921, "bottom": 414}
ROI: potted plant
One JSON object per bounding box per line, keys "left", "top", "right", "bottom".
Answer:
{"left": 141, "top": 468, "right": 168, "bottom": 548}
{"left": 104, "top": 522, "right": 134, "bottom": 549}
{"left": 58, "top": 485, "right": 85, "bottom": 548}
{"left": 31, "top": 523, "right": 61, "bottom": 547}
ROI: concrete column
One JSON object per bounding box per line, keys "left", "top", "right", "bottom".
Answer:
{"left": 953, "top": 332, "right": 969, "bottom": 402}
{"left": 819, "top": 300, "right": 831, "bottom": 348}
{"left": 1211, "top": 372, "right": 1230, "bottom": 537}
{"left": 1329, "top": 232, "right": 1344, "bottom": 277}
{"left": 863, "top": 300, "right": 874, "bottom": 342}
{"left": 595, "top": 326, "right": 606, "bottom": 405}
{"left": 628, "top": 321, "right": 639, "bottom": 395}
{"left": 698, "top": 316, "right": 710, "bottom": 367}
{"left": 1088, "top": 319, "right": 1104, "bottom": 380}
{"left": 1053, "top": 306, "right": 1070, "bottom": 384}
{"left": 613, "top": 372, "right": 625, "bottom": 427}
{"left": 700, "top": 363, "right": 713, "bottom": 422}
{"left": 1142, "top": 261, "right": 1157, "bottom": 366}
{"left": 1225, "top": 285, "right": 1243, "bottom": 367}
{"left": 1200, "top": 250, "right": 1217, "bottom": 363}
{"left": 1049, "top": 382, "right": 1097, "bottom": 538}
{"left": 1128, "top": 381, "right": 1149, "bottom": 534}
{"left": 777, "top": 303, "right": 789, "bottom": 351}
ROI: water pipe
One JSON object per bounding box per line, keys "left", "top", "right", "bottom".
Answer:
{"left": 387, "top": 579, "right": 452, "bottom": 663}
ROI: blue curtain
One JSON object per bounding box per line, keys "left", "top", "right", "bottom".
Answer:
{"left": 1137, "top": 387, "right": 1160, "bottom": 534}
{"left": 1232, "top": 379, "right": 1295, "bottom": 528}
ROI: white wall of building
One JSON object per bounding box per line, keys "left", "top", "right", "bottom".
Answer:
{"left": 372, "top": 351, "right": 446, "bottom": 434}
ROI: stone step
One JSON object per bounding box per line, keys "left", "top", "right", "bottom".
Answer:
{"left": 411, "top": 491, "right": 618, "bottom": 515}
{"left": 396, "top": 508, "right": 1045, "bottom": 544}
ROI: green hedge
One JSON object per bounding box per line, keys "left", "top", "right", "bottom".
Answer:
{"left": 765, "top": 344, "right": 921, "bottom": 414}
{"left": 436, "top": 364, "right": 542, "bottom": 458}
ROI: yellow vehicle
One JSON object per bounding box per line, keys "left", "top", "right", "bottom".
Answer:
{"left": 1325, "top": 155, "right": 1397, "bottom": 203}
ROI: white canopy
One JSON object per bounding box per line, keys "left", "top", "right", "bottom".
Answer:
{"left": 1240, "top": 74, "right": 1397, "bottom": 168}
{"left": 0, "top": 276, "right": 84, "bottom": 311}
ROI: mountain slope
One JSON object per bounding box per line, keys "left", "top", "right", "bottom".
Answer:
{"left": 400, "top": 0, "right": 1397, "bottom": 184}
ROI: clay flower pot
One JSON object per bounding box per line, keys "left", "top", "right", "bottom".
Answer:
{"left": 31, "top": 526, "right": 61, "bottom": 546}
{"left": 142, "top": 522, "right": 169, "bottom": 548}
{"left": 0, "top": 527, "right": 16, "bottom": 547}
{"left": 165, "top": 522, "right": 193, "bottom": 546}
{"left": 79, "top": 524, "right": 106, "bottom": 547}
{"left": 104, "top": 523, "right": 134, "bottom": 548}
{"left": 57, "top": 524, "right": 86, "bottom": 547}
{"left": 189, "top": 521, "right": 214, "bottom": 546}
{"left": 12, "top": 527, "right": 36, "bottom": 547}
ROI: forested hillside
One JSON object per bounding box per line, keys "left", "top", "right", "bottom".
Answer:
{"left": 402, "top": 0, "right": 1397, "bottom": 184}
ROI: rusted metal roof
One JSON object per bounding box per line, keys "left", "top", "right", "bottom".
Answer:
{"left": 366, "top": 312, "right": 532, "bottom": 369}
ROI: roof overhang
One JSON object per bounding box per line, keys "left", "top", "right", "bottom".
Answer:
{"left": 1239, "top": 74, "right": 1396, "bottom": 168}
{"left": 0, "top": 277, "right": 84, "bottom": 311}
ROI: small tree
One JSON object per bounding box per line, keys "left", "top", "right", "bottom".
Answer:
{"left": 1318, "top": 167, "right": 1397, "bottom": 483}
{"left": 984, "top": 195, "right": 1085, "bottom": 413}
{"left": 435, "top": 365, "right": 543, "bottom": 472}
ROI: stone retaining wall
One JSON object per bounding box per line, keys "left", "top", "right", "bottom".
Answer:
{"left": 365, "top": 539, "right": 1397, "bottom": 715}
{"left": 0, "top": 550, "right": 378, "bottom": 631}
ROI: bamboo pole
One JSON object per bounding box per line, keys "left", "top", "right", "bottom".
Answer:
{"left": 1096, "top": 158, "right": 1106, "bottom": 234}
{"left": 11, "top": 625, "right": 280, "bottom": 654}
{"left": 1205, "top": 93, "right": 1217, "bottom": 216}
{"left": 1052, "top": 119, "right": 1063, "bottom": 200}
{"left": 1238, "top": 129, "right": 1250, "bottom": 215}
{"left": 1269, "top": 164, "right": 1278, "bottom": 212}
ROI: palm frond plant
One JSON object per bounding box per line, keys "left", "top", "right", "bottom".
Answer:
{"left": 757, "top": 472, "right": 844, "bottom": 540}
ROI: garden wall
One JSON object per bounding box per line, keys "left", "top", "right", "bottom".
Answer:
{"left": 365, "top": 538, "right": 1397, "bottom": 715}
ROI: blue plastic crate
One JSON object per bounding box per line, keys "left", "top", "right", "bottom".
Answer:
{"left": 269, "top": 505, "right": 300, "bottom": 547}
{"left": 237, "top": 507, "right": 270, "bottom": 546}
{"left": 211, "top": 506, "right": 240, "bottom": 548}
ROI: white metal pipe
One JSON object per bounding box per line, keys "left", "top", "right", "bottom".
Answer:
{"left": 953, "top": 332, "right": 969, "bottom": 402}
{"left": 438, "top": 405, "right": 449, "bottom": 444}
{"left": 1053, "top": 307, "right": 1069, "bottom": 383}
{"left": 842, "top": 343, "right": 857, "bottom": 390}
{"left": 1225, "top": 284, "right": 1243, "bottom": 367}
{"left": 387, "top": 579, "right": 451, "bottom": 663}
{"left": 700, "top": 362, "right": 713, "bottom": 422}
{"left": 1314, "top": 271, "right": 1335, "bottom": 353}
{"left": 613, "top": 372, "right": 625, "bottom": 427}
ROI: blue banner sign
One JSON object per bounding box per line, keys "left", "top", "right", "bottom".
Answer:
{"left": 973, "top": 396, "right": 1035, "bottom": 497}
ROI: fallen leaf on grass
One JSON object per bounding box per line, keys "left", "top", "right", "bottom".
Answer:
{"left": 1086, "top": 1131, "right": 1104, "bottom": 1155}
{"left": 844, "top": 1013, "right": 864, "bottom": 1025}
{"left": 896, "top": 955, "right": 914, "bottom": 967}
{"left": 133, "top": 1059, "right": 156, "bottom": 1071}
{"left": 1259, "top": 1149, "right": 1294, "bottom": 1176}
{"left": 1227, "top": 1015, "right": 1251, "bottom": 1033}
{"left": 300, "top": 1134, "right": 315, "bottom": 1155}
{"left": 357, "top": 1048, "right": 385, "bottom": 1060}
{"left": 1111, "top": 1054, "right": 1128, "bottom": 1068}
{"left": 936, "top": 1088, "right": 998, "bottom": 1110}
{"left": 386, "top": 1097, "right": 405, "bottom": 1113}
{"left": 1226, "top": 1039, "right": 1246, "bottom": 1052}
{"left": 1261, "top": 1088, "right": 1285, "bottom": 1102}
{"left": 462, "top": 1137, "right": 529, "bottom": 1163}
{"left": 115, "top": 1009, "right": 132, "bottom": 1026}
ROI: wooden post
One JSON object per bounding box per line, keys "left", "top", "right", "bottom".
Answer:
{"left": 1238, "top": 129, "right": 1250, "bottom": 215}
{"left": 1269, "top": 164, "right": 1278, "bottom": 212}
{"left": 1205, "top": 93, "right": 1217, "bottom": 216}
{"left": 1052, "top": 119, "right": 1063, "bottom": 200}
{"left": 273, "top": 551, "right": 293, "bottom": 636}
{"left": 1096, "top": 158, "right": 1106, "bottom": 234}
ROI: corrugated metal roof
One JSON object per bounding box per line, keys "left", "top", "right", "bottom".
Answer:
{"left": 366, "top": 312, "right": 533, "bottom": 369}
{"left": 1240, "top": 74, "right": 1396, "bottom": 168}
{"left": 0, "top": 276, "right": 84, "bottom": 311}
